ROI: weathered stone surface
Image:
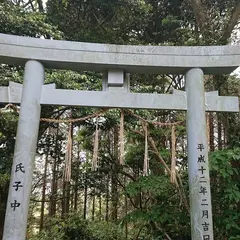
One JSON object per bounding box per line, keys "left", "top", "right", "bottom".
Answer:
{"left": 1, "top": 82, "right": 238, "bottom": 112}
{"left": 3, "top": 61, "right": 44, "bottom": 240}
{"left": 0, "top": 33, "right": 239, "bottom": 74}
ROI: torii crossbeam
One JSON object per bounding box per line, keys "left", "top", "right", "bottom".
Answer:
{"left": 0, "top": 33, "right": 239, "bottom": 240}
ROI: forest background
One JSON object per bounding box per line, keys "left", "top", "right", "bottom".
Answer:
{"left": 0, "top": 0, "right": 240, "bottom": 239}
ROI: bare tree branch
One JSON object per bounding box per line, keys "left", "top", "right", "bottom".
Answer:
{"left": 223, "top": 2, "right": 240, "bottom": 42}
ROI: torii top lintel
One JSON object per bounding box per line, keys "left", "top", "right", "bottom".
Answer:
{"left": 0, "top": 33, "right": 240, "bottom": 74}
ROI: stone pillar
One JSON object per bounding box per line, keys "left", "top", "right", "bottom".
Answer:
{"left": 3, "top": 60, "right": 44, "bottom": 240}
{"left": 186, "top": 68, "right": 214, "bottom": 240}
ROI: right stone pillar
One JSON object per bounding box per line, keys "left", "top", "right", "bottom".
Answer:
{"left": 186, "top": 68, "right": 214, "bottom": 240}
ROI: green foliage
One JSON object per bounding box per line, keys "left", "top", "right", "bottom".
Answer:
{"left": 124, "top": 175, "right": 190, "bottom": 239}
{"left": 0, "top": 1, "right": 239, "bottom": 240}
{"left": 0, "top": 110, "right": 18, "bottom": 237}
{"left": 209, "top": 148, "right": 240, "bottom": 239}
{"left": 0, "top": 173, "right": 9, "bottom": 188}
{"left": 46, "top": 0, "right": 151, "bottom": 44}
{"left": 29, "top": 214, "right": 125, "bottom": 240}
{"left": 126, "top": 175, "right": 173, "bottom": 197}
{"left": 0, "top": 0, "right": 62, "bottom": 39}
{"left": 0, "top": 111, "right": 18, "bottom": 174}
{"left": 45, "top": 70, "right": 102, "bottom": 91}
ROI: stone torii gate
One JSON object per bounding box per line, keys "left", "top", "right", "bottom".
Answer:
{"left": 0, "top": 33, "right": 239, "bottom": 240}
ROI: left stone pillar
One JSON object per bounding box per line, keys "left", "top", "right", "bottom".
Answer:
{"left": 3, "top": 60, "right": 44, "bottom": 240}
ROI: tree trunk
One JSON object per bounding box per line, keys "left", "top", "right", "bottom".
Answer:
{"left": 62, "top": 181, "right": 70, "bottom": 217}
{"left": 74, "top": 183, "right": 78, "bottom": 211}
{"left": 111, "top": 126, "right": 118, "bottom": 222}
{"left": 222, "top": 2, "right": 240, "bottom": 42}
{"left": 62, "top": 123, "right": 73, "bottom": 216}
{"left": 92, "top": 190, "right": 95, "bottom": 220}
{"left": 61, "top": 181, "right": 66, "bottom": 217}
{"left": 217, "top": 115, "right": 222, "bottom": 150}
{"left": 222, "top": 113, "right": 229, "bottom": 148}
{"left": 124, "top": 177, "right": 128, "bottom": 240}
{"left": 99, "top": 193, "right": 102, "bottom": 220}
{"left": 83, "top": 175, "right": 88, "bottom": 219}
{"left": 0, "top": 183, "right": 9, "bottom": 239}
{"left": 37, "top": 0, "right": 44, "bottom": 12}
{"left": 74, "top": 144, "right": 80, "bottom": 211}
{"left": 209, "top": 113, "right": 215, "bottom": 151}
{"left": 39, "top": 152, "right": 49, "bottom": 231}
{"left": 189, "top": 0, "right": 210, "bottom": 39}
{"left": 49, "top": 125, "right": 59, "bottom": 217}
{"left": 105, "top": 173, "right": 109, "bottom": 222}
{"left": 111, "top": 170, "right": 118, "bottom": 221}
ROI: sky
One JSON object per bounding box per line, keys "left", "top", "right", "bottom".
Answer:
{"left": 233, "top": 67, "right": 240, "bottom": 75}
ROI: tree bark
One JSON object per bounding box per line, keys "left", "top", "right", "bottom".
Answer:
{"left": 111, "top": 126, "right": 119, "bottom": 222}
{"left": 209, "top": 113, "right": 215, "bottom": 151}
{"left": 49, "top": 125, "right": 59, "bottom": 217}
{"left": 92, "top": 190, "right": 95, "bottom": 220}
{"left": 0, "top": 183, "right": 9, "bottom": 239}
{"left": 83, "top": 175, "right": 88, "bottom": 219}
{"left": 190, "top": 0, "right": 240, "bottom": 44}
{"left": 74, "top": 145, "right": 80, "bottom": 211}
{"left": 217, "top": 115, "right": 222, "bottom": 150}
{"left": 36, "top": 0, "right": 44, "bottom": 12}
{"left": 105, "top": 173, "right": 109, "bottom": 222}
{"left": 99, "top": 193, "right": 102, "bottom": 220}
{"left": 124, "top": 176, "right": 128, "bottom": 240}
{"left": 189, "top": 0, "right": 208, "bottom": 34}
{"left": 39, "top": 152, "right": 49, "bottom": 231}
{"left": 223, "top": 2, "right": 240, "bottom": 42}
{"left": 62, "top": 122, "right": 73, "bottom": 216}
